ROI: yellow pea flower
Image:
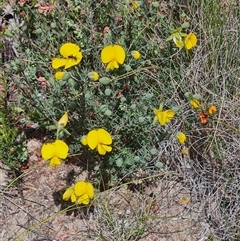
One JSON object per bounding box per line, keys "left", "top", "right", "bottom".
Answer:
{"left": 81, "top": 128, "right": 112, "bottom": 155}
{"left": 176, "top": 132, "right": 187, "bottom": 144}
{"left": 101, "top": 45, "right": 126, "bottom": 70}
{"left": 190, "top": 99, "right": 201, "bottom": 109}
{"left": 208, "top": 105, "right": 217, "bottom": 115}
{"left": 184, "top": 33, "right": 197, "bottom": 50}
{"left": 74, "top": 181, "right": 94, "bottom": 205}
{"left": 180, "top": 198, "right": 190, "bottom": 205}
{"left": 62, "top": 181, "right": 94, "bottom": 205}
{"left": 153, "top": 104, "right": 175, "bottom": 126}
{"left": 87, "top": 128, "right": 112, "bottom": 155}
{"left": 41, "top": 140, "right": 69, "bottom": 167}
{"left": 52, "top": 43, "right": 83, "bottom": 70}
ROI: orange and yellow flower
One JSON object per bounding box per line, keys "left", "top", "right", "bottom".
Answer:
{"left": 208, "top": 105, "right": 217, "bottom": 115}
{"left": 200, "top": 111, "right": 208, "bottom": 124}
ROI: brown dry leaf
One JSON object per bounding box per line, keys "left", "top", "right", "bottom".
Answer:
{"left": 18, "top": 0, "right": 31, "bottom": 7}
{"left": 37, "top": 76, "right": 50, "bottom": 89}
{"left": 34, "top": 3, "right": 55, "bottom": 14}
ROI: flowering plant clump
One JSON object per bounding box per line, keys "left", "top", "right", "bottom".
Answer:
{"left": 153, "top": 103, "right": 175, "bottom": 126}
{"left": 41, "top": 140, "right": 69, "bottom": 167}
{"left": 100, "top": 45, "right": 126, "bottom": 70}
{"left": 62, "top": 181, "right": 94, "bottom": 205}
{"left": 52, "top": 43, "right": 83, "bottom": 70}
{"left": 81, "top": 128, "right": 112, "bottom": 155}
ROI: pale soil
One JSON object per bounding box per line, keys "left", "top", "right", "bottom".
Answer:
{"left": 0, "top": 139, "right": 211, "bottom": 241}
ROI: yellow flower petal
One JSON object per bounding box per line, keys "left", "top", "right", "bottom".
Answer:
{"left": 176, "top": 132, "right": 187, "bottom": 144}
{"left": 173, "top": 36, "right": 184, "bottom": 48}
{"left": 62, "top": 187, "right": 74, "bottom": 201}
{"left": 153, "top": 108, "right": 159, "bottom": 115}
{"left": 113, "top": 45, "right": 125, "bottom": 64}
{"left": 101, "top": 45, "right": 115, "bottom": 64}
{"left": 102, "top": 145, "right": 112, "bottom": 153}
{"left": 41, "top": 142, "right": 55, "bottom": 160}
{"left": 97, "top": 128, "right": 112, "bottom": 145}
{"left": 101, "top": 45, "right": 125, "bottom": 70}
{"left": 87, "top": 130, "right": 99, "bottom": 150}
{"left": 64, "top": 53, "right": 82, "bottom": 69}
{"left": 54, "top": 140, "right": 69, "bottom": 159}
{"left": 60, "top": 43, "right": 80, "bottom": 58}
{"left": 190, "top": 99, "right": 200, "bottom": 109}
{"left": 55, "top": 71, "right": 65, "bottom": 80}
{"left": 112, "top": 60, "right": 119, "bottom": 69}
{"left": 181, "top": 148, "right": 189, "bottom": 155}
{"left": 106, "top": 61, "right": 115, "bottom": 70}
{"left": 57, "top": 112, "right": 68, "bottom": 129}
{"left": 184, "top": 33, "right": 197, "bottom": 50}
{"left": 77, "top": 193, "right": 90, "bottom": 205}
{"left": 154, "top": 109, "right": 175, "bottom": 126}
{"left": 49, "top": 156, "right": 61, "bottom": 167}
{"left": 97, "top": 144, "right": 107, "bottom": 155}
{"left": 180, "top": 198, "right": 190, "bottom": 205}
{"left": 157, "top": 111, "right": 167, "bottom": 125}
{"left": 71, "top": 192, "right": 77, "bottom": 202}
{"left": 165, "top": 110, "right": 175, "bottom": 123}
{"left": 166, "top": 110, "right": 175, "bottom": 118}
{"left": 74, "top": 181, "right": 87, "bottom": 196}
{"left": 52, "top": 58, "right": 67, "bottom": 69}
{"left": 85, "top": 182, "right": 94, "bottom": 199}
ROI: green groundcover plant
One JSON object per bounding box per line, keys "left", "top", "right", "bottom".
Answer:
{"left": 1, "top": 0, "right": 240, "bottom": 240}
{"left": 2, "top": 0, "right": 218, "bottom": 199}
